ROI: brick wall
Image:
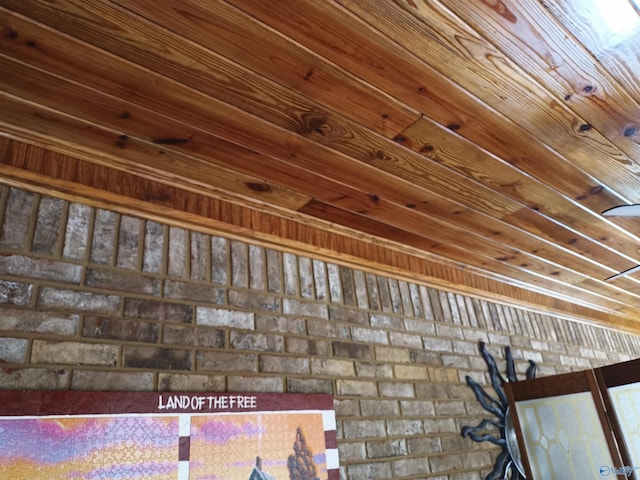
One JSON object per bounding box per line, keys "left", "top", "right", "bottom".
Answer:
{"left": 1, "top": 184, "right": 639, "bottom": 479}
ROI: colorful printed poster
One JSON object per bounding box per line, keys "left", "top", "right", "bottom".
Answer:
{"left": 0, "top": 391, "right": 339, "bottom": 480}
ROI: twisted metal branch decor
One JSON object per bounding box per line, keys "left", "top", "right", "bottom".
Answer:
{"left": 461, "top": 342, "right": 536, "bottom": 480}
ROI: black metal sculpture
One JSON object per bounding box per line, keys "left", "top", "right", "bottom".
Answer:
{"left": 461, "top": 342, "right": 536, "bottom": 480}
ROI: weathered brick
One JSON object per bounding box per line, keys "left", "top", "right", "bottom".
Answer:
{"left": 387, "top": 418, "right": 424, "bottom": 436}
{"left": 0, "top": 337, "right": 28, "bottom": 362}
{"left": 360, "top": 399, "right": 399, "bottom": 417}
{"left": 378, "top": 382, "right": 415, "bottom": 398}
{"left": 329, "top": 305, "right": 368, "bottom": 325}
{"left": 408, "top": 436, "right": 442, "bottom": 456}
{"left": 283, "top": 298, "right": 328, "bottom": 319}
{"left": 83, "top": 316, "right": 159, "bottom": 343}
{"left": 197, "top": 351, "right": 257, "bottom": 372}
{"left": 228, "top": 289, "right": 279, "bottom": 312}
{"left": 282, "top": 252, "right": 298, "bottom": 296}
{"left": 116, "top": 215, "right": 141, "bottom": 269}
{"left": 124, "top": 298, "right": 192, "bottom": 323}
{"left": 72, "top": 370, "right": 153, "bottom": 391}
{"left": 142, "top": 220, "right": 165, "bottom": 273}
{"left": 400, "top": 399, "right": 435, "bottom": 416}
{"left": 165, "top": 280, "right": 225, "bottom": 304}
{"left": 32, "top": 340, "right": 118, "bottom": 366}
{"left": 346, "top": 461, "right": 392, "bottom": 480}
{"left": 286, "top": 337, "right": 331, "bottom": 356}
{"left": 340, "top": 265, "right": 356, "bottom": 306}
{"left": 86, "top": 267, "right": 161, "bottom": 295}
{"left": 63, "top": 202, "right": 91, "bottom": 260}
{"left": 0, "top": 307, "right": 79, "bottom": 335}
{"left": 196, "top": 307, "right": 254, "bottom": 329}
{"left": 163, "top": 325, "right": 225, "bottom": 348}
{"left": 230, "top": 240, "right": 248, "bottom": 288}
{"left": 265, "top": 248, "right": 281, "bottom": 293}
{"left": 211, "top": 236, "right": 229, "bottom": 285}
{"left": 0, "top": 367, "right": 70, "bottom": 389}
{"left": 0, "top": 254, "right": 81, "bottom": 283}
{"left": 305, "top": 318, "right": 348, "bottom": 340}
{"left": 39, "top": 287, "right": 119, "bottom": 313}
{"left": 367, "top": 438, "right": 407, "bottom": 458}
{"left": 260, "top": 355, "right": 309, "bottom": 374}
{"left": 336, "top": 379, "right": 377, "bottom": 396}
{"left": 338, "top": 441, "right": 366, "bottom": 462}
{"left": 311, "top": 358, "right": 355, "bottom": 377}
{"left": 168, "top": 227, "right": 187, "bottom": 277}
{"left": 387, "top": 279, "right": 403, "bottom": 313}
{"left": 1, "top": 188, "right": 34, "bottom": 249}
{"left": 297, "top": 256, "right": 313, "bottom": 299}
{"left": 434, "top": 400, "right": 467, "bottom": 416}
{"left": 333, "top": 341, "right": 374, "bottom": 360}
{"left": 355, "top": 362, "right": 393, "bottom": 378}
{"left": 343, "top": 419, "right": 386, "bottom": 439}
{"left": 227, "top": 375, "right": 284, "bottom": 392}
{"left": 91, "top": 209, "right": 117, "bottom": 264}
{"left": 32, "top": 196, "right": 64, "bottom": 254}
{"left": 255, "top": 314, "right": 305, "bottom": 335}
{"left": 351, "top": 326, "right": 388, "bottom": 345}
{"left": 158, "top": 373, "right": 225, "bottom": 392}
{"left": 429, "top": 453, "right": 465, "bottom": 473}
{"left": 230, "top": 331, "right": 283, "bottom": 352}
{"left": 190, "top": 232, "right": 210, "bottom": 281}
{"left": 312, "top": 259, "right": 327, "bottom": 300}
{"left": 392, "top": 456, "right": 430, "bottom": 478}
{"left": 353, "top": 270, "right": 369, "bottom": 309}
{"left": 410, "top": 350, "right": 443, "bottom": 366}
{"left": 389, "top": 331, "right": 423, "bottom": 348}
{"left": 394, "top": 364, "right": 428, "bottom": 380}
{"left": 376, "top": 346, "right": 411, "bottom": 364}
{"left": 124, "top": 346, "right": 193, "bottom": 370}
{"left": 0, "top": 280, "right": 33, "bottom": 305}
{"left": 326, "top": 263, "right": 341, "bottom": 304}
{"left": 286, "top": 377, "right": 333, "bottom": 394}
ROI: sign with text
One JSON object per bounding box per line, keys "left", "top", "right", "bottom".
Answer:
{"left": 0, "top": 391, "right": 339, "bottom": 480}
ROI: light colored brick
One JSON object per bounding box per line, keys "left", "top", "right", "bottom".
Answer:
{"left": 355, "top": 362, "right": 393, "bottom": 378}
{"left": 32, "top": 340, "right": 118, "bottom": 366}
{"left": 297, "top": 256, "right": 314, "bottom": 299}
{"left": 336, "top": 379, "right": 377, "bottom": 396}
{"left": 0, "top": 280, "right": 33, "bottom": 305}
{"left": 158, "top": 373, "right": 225, "bottom": 392}
{"left": 0, "top": 367, "right": 70, "bottom": 389}
{"left": 312, "top": 259, "right": 327, "bottom": 300}
{"left": 63, "top": 202, "right": 91, "bottom": 260}
{"left": 343, "top": 419, "right": 386, "bottom": 439}
{"left": 392, "top": 456, "right": 429, "bottom": 478}
{"left": 142, "top": 220, "right": 164, "bottom": 273}
{"left": 227, "top": 375, "right": 284, "bottom": 392}
{"left": 91, "top": 209, "right": 117, "bottom": 264}
{"left": 311, "top": 358, "right": 355, "bottom": 377}
{"left": 283, "top": 298, "right": 328, "bottom": 319}
{"left": 378, "top": 382, "right": 415, "bottom": 398}
{"left": 0, "top": 254, "right": 81, "bottom": 283}
{"left": 265, "top": 248, "right": 281, "bottom": 293}
{"left": 116, "top": 215, "right": 141, "bottom": 269}
{"left": 387, "top": 418, "right": 424, "bottom": 436}
{"left": 211, "top": 236, "right": 229, "bottom": 284}
{"left": 231, "top": 331, "right": 284, "bottom": 352}
{"left": 394, "top": 364, "right": 428, "bottom": 380}
{"left": 230, "top": 240, "right": 248, "bottom": 288}
{"left": 327, "top": 263, "right": 342, "bottom": 303}
{"left": 72, "top": 370, "right": 153, "bottom": 391}
{"left": 287, "top": 377, "right": 333, "bottom": 394}
{"left": 38, "top": 287, "right": 120, "bottom": 313}
{"left": 346, "top": 461, "right": 392, "bottom": 480}
{"left": 228, "top": 290, "right": 279, "bottom": 312}
{"left": 0, "top": 308, "right": 79, "bottom": 335}
{"left": 0, "top": 337, "right": 28, "bottom": 362}
{"left": 168, "top": 227, "right": 187, "bottom": 277}
{"left": 259, "top": 355, "right": 309, "bottom": 374}
{"left": 190, "top": 232, "right": 210, "bottom": 281}
{"left": 197, "top": 351, "right": 257, "bottom": 372}
{"left": 196, "top": 307, "right": 254, "bottom": 329}
{"left": 1, "top": 188, "right": 34, "bottom": 249}
{"left": 370, "top": 313, "right": 403, "bottom": 330}
{"left": 283, "top": 252, "right": 298, "bottom": 296}
{"left": 351, "top": 326, "right": 388, "bottom": 344}
{"left": 32, "top": 196, "right": 64, "bottom": 255}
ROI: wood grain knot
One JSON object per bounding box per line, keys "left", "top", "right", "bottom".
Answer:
{"left": 245, "top": 182, "right": 272, "bottom": 193}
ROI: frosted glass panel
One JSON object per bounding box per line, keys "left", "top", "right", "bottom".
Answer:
{"left": 609, "top": 382, "right": 640, "bottom": 467}
{"left": 516, "top": 392, "right": 614, "bottom": 480}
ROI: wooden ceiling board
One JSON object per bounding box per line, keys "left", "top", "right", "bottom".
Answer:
{"left": 2, "top": 0, "right": 640, "bottom": 331}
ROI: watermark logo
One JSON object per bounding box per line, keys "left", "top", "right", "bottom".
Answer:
{"left": 600, "top": 465, "right": 640, "bottom": 477}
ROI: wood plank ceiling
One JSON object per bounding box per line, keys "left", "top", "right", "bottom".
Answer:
{"left": 2, "top": 0, "right": 640, "bottom": 332}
